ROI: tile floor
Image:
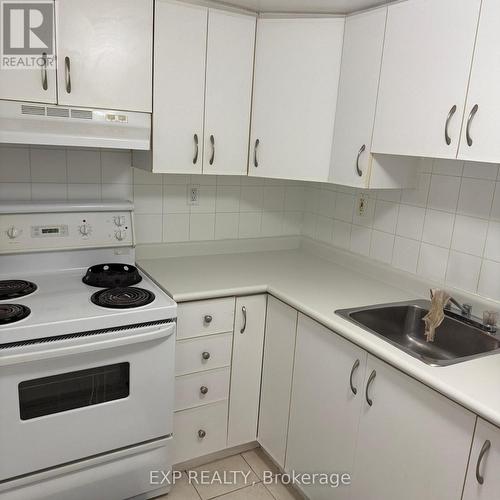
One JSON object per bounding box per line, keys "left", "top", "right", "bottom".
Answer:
{"left": 160, "top": 448, "right": 303, "bottom": 500}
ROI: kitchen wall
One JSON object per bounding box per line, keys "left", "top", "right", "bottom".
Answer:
{"left": 0, "top": 144, "right": 305, "bottom": 243}
{"left": 303, "top": 158, "right": 500, "bottom": 302}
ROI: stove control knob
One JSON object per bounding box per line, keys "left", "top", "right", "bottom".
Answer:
{"left": 113, "top": 215, "right": 126, "bottom": 227}
{"left": 114, "top": 229, "right": 126, "bottom": 241}
{"left": 79, "top": 223, "right": 91, "bottom": 237}
{"left": 6, "top": 226, "right": 21, "bottom": 239}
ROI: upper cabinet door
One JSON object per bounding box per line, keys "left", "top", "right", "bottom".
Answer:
{"left": 0, "top": 0, "right": 57, "bottom": 104}
{"left": 55, "top": 0, "right": 153, "bottom": 111}
{"left": 463, "top": 417, "right": 500, "bottom": 500}
{"left": 330, "top": 7, "right": 387, "bottom": 188}
{"left": 249, "top": 18, "right": 344, "bottom": 182}
{"left": 372, "top": 0, "right": 481, "bottom": 159}
{"left": 152, "top": 0, "right": 207, "bottom": 174}
{"left": 458, "top": 0, "right": 500, "bottom": 163}
{"left": 203, "top": 10, "right": 255, "bottom": 176}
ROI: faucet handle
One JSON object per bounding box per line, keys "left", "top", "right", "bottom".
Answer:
{"left": 463, "top": 304, "right": 472, "bottom": 317}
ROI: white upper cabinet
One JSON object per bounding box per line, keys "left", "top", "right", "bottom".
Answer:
{"left": 142, "top": 1, "right": 255, "bottom": 175}
{"left": 204, "top": 10, "right": 256, "bottom": 175}
{"left": 351, "top": 355, "right": 475, "bottom": 500}
{"left": 458, "top": 0, "right": 500, "bottom": 163}
{"left": 152, "top": 0, "right": 207, "bottom": 174}
{"left": 55, "top": 0, "right": 153, "bottom": 112}
{"left": 0, "top": 1, "right": 57, "bottom": 104}
{"left": 249, "top": 17, "right": 344, "bottom": 182}
{"left": 372, "top": 0, "right": 481, "bottom": 159}
{"left": 463, "top": 417, "right": 500, "bottom": 500}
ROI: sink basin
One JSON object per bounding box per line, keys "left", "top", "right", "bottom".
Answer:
{"left": 336, "top": 300, "right": 500, "bottom": 366}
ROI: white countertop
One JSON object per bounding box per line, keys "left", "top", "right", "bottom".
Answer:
{"left": 138, "top": 247, "right": 500, "bottom": 428}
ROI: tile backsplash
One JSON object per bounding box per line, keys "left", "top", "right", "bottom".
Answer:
{"left": 0, "top": 144, "right": 304, "bottom": 244}
{"left": 3, "top": 144, "right": 500, "bottom": 303}
{"left": 303, "top": 158, "right": 500, "bottom": 303}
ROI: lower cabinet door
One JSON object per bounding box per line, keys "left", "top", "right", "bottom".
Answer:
{"left": 463, "top": 417, "right": 500, "bottom": 500}
{"left": 351, "top": 355, "right": 475, "bottom": 500}
{"left": 227, "top": 295, "right": 266, "bottom": 447}
{"left": 285, "top": 314, "right": 367, "bottom": 500}
{"left": 258, "top": 296, "right": 298, "bottom": 467}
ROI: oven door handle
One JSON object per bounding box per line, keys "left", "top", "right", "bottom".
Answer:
{"left": 0, "top": 322, "right": 176, "bottom": 367}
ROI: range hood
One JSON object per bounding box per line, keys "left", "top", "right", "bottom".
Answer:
{"left": 0, "top": 100, "right": 151, "bottom": 150}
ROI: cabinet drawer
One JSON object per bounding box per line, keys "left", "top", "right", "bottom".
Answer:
{"left": 176, "top": 333, "right": 233, "bottom": 376}
{"left": 175, "top": 367, "right": 230, "bottom": 411}
{"left": 173, "top": 401, "right": 228, "bottom": 465}
{"left": 177, "top": 298, "right": 235, "bottom": 339}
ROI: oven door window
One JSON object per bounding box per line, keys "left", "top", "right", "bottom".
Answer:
{"left": 18, "top": 363, "right": 130, "bottom": 420}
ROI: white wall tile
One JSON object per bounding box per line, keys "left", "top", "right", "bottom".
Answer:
{"left": 217, "top": 175, "right": 241, "bottom": 186}
{"left": 451, "top": 215, "right": 488, "bottom": 257}
{"left": 31, "top": 183, "right": 67, "bottom": 200}
{"left": 163, "top": 185, "right": 189, "bottom": 214}
{"left": 463, "top": 161, "right": 499, "bottom": 180}
{"left": 30, "top": 148, "right": 67, "bottom": 183}
{"left": 67, "top": 150, "right": 100, "bottom": 183}
{"left": 302, "top": 212, "right": 317, "bottom": 238}
{"left": 0, "top": 146, "right": 30, "bottom": 182}
{"left": 370, "top": 230, "right": 394, "bottom": 264}
{"left": 216, "top": 186, "right": 240, "bottom": 213}
{"left": 101, "top": 183, "right": 132, "bottom": 200}
{"left": 263, "top": 186, "right": 285, "bottom": 211}
{"left": 457, "top": 178, "right": 495, "bottom": 219}
{"left": 446, "top": 251, "right": 481, "bottom": 292}
{"left": 332, "top": 219, "right": 351, "bottom": 250}
{"left": 67, "top": 183, "right": 100, "bottom": 200}
{"left": 392, "top": 236, "right": 419, "bottom": 273}
{"left": 315, "top": 216, "right": 333, "bottom": 243}
{"left": 317, "top": 189, "right": 336, "bottom": 217}
{"left": 215, "top": 213, "right": 239, "bottom": 240}
{"left": 163, "top": 174, "right": 191, "bottom": 185}
{"left": 432, "top": 159, "right": 463, "bottom": 176}
{"left": 133, "top": 185, "right": 162, "bottom": 214}
{"left": 400, "top": 173, "right": 430, "bottom": 207}
{"left": 101, "top": 151, "right": 132, "bottom": 183}
{"left": 134, "top": 214, "right": 162, "bottom": 243}
{"left": 189, "top": 213, "right": 215, "bottom": 241}
{"left": 335, "top": 193, "right": 355, "bottom": 223}
{"left": 417, "top": 243, "right": 449, "bottom": 283}
{"left": 284, "top": 186, "right": 305, "bottom": 212}
{"left": 133, "top": 167, "right": 162, "bottom": 185}
{"left": 350, "top": 225, "right": 371, "bottom": 256}
{"left": 478, "top": 260, "right": 500, "bottom": 301}
{"left": 163, "top": 213, "right": 189, "bottom": 243}
{"left": 283, "top": 211, "right": 303, "bottom": 235}
{"left": 396, "top": 204, "right": 425, "bottom": 240}
{"left": 0, "top": 183, "right": 31, "bottom": 200}
{"left": 484, "top": 221, "right": 500, "bottom": 263}
{"left": 240, "top": 186, "right": 264, "bottom": 212}
{"left": 373, "top": 200, "right": 398, "bottom": 234}
{"left": 376, "top": 189, "right": 401, "bottom": 203}
{"left": 262, "top": 211, "right": 283, "bottom": 237}
{"left": 239, "top": 212, "right": 262, "bottom": 239}
{"left": 422, "top": 209, "right": 455, "bottom": 248}
{"left": 427, "top": 174, "right": 460, "bottom": 212}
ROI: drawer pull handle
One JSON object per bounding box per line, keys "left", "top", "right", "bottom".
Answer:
{"left": 204, "top": 315, "right": 213, "bottom": 324}
{"left": 202, "top": 351, "right": 211, "bottom": 360}
{"left": 476, "top": 439, "right": 491, "bottom": 485}
{"left": 240, "top": 306, "right": 247, "bottom": 334}
{"left": 365, "top": 369, "right": 376, "bottom": 407}
{"left": 198, "top": 429, "right": 206, "bottom": 439}
{"left": 349, "top": 359, "right": 360, "bottom": 395}
{"left": 200, "top": 386, "right": 208, "bottom": 395}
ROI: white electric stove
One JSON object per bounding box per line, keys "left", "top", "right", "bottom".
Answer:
{"left": 0, "top": 201, "right": 176, "bottom": 500}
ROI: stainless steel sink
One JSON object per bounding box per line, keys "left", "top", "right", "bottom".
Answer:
{"left": 336, "top": 300, "right": 500, "bottom": 366}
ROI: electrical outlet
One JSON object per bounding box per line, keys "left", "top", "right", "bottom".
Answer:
{"left": 188, "top": 185, "right": 199, "bottom": 206}
{"left": 357, "top": 193, "right": 367, "bottom": 217}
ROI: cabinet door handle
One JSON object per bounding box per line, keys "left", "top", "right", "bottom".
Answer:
{"left": 209, "top": 135, "right": 215, "bottom": 165}
{"left": 41, "top": 52, "right": 48, "bottom": 91}
{"left": 64, "top": 56, "right": 71, "bottom": 94}
{"left": 204, "top": 314, "right": 212, "bottom": 324}
{"left": 444, "top": 105, "right": 457, "bottom": 145}
{"left": 365, "top": 369, "right": 376, "bottom": 406}
{"left": 476, "top": 439, "right": 491, "bottom": 485}
{"left": 349, "top": 359, "right": 360, "bottom": 395}
{"left": 253, "top": 139, "right": 260, "bottom": 167}
{"left": 356, "top": 144, "right": 366, "bottom": 177}
{"left": 202, "top": 351, "right": 211, "bottom": 360}
{"left": 200, "top": 386, "right": 208, "bottom": 395}
{"left": 193, "top": 134, "right": 199, "bottom": 164}
{"left": 240, "top": 306, "right": 247, "bottom": 334}
{"left": 466, "top": 104, "right": 479, "bottom": 147}
{"left": 198, "top": 429, "right": 206, "bottom": 439}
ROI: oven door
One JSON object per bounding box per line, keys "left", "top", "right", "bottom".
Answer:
{"left": 0, "top": 321, "right": 175, "bottom": 481}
